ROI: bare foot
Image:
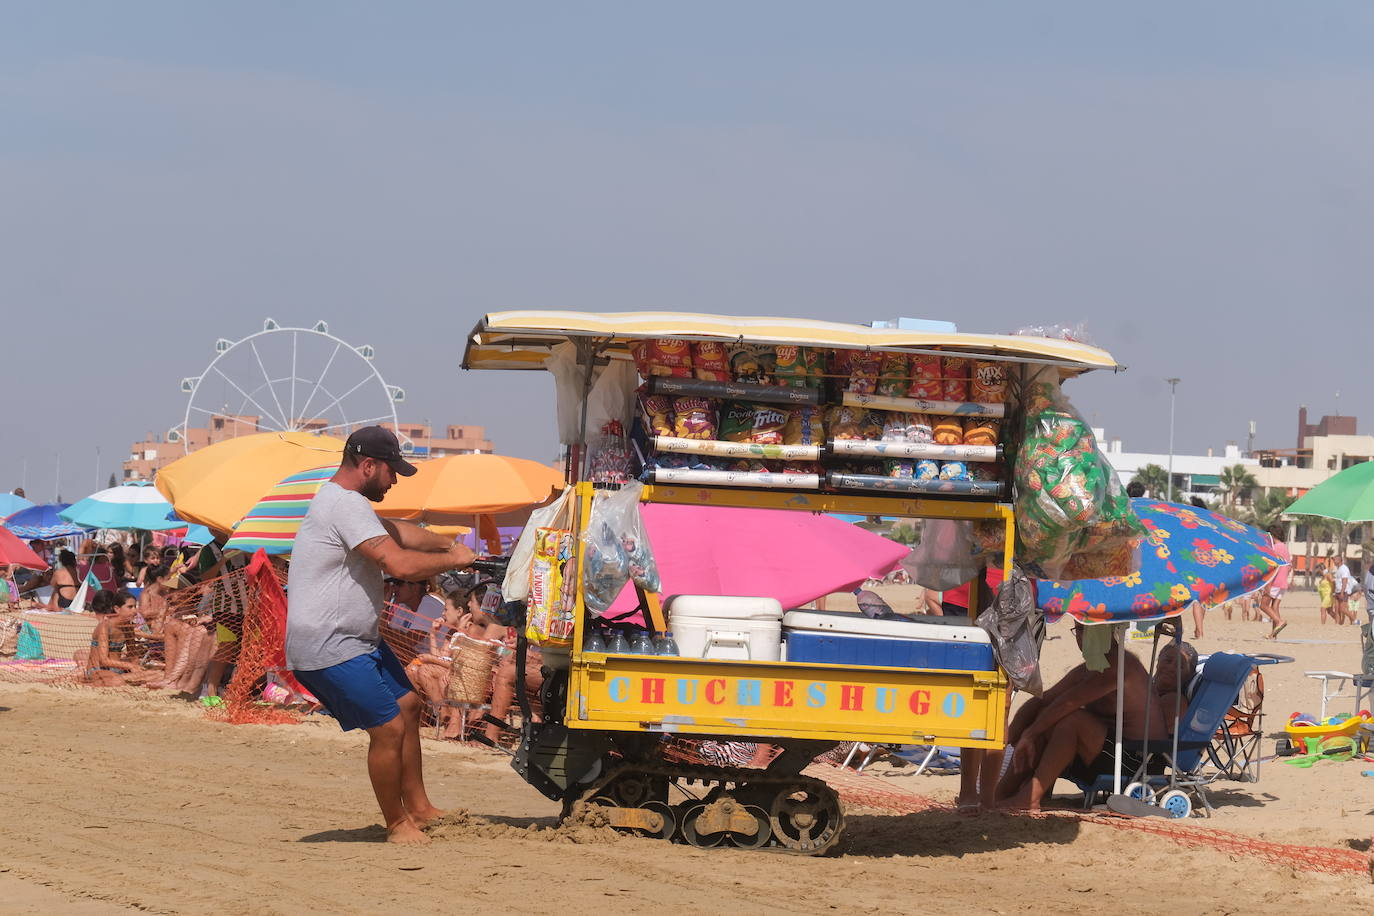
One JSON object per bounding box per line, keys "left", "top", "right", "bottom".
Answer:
{"left": 997, "top": 787, "right": 1041, "bottom": 812}
{"left": 387, "top": 818, "right": 431, "bottom": 845}
{"left": 408, "top": 806, "right": 444, "bottom": 829}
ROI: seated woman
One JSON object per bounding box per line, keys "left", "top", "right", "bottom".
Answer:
{"left": 78, "top": 589, "right": 157, "bottom": 686}
{"left": 46, "top": 550, "right": 81, "bottom": 611}
{"left": 144, "top": 565, "right": 213, "bottom": 696}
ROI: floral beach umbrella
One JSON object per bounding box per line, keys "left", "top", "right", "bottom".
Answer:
{"left": 1040, "top": 499, "right": 1286, "bottom": 625}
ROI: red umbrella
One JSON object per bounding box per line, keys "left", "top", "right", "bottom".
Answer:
{"left": 0, "top": 527, "right": 47, "bottom": 570}
{"left": 606, "top": 504, "right": 909, "bottom": 615}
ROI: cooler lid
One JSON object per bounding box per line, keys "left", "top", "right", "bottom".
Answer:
{"left": 782, "top": 609, "right": 991, "bottom": 643}
{"left": 665, "top": 595, "right": 784, "bottom": 621}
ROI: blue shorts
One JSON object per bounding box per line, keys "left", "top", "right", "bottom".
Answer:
{"left": 292, "top": 642, "right": 413, "bottom": 732}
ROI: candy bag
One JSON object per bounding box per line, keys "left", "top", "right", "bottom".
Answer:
{"left": 525, "top": 493, "right": 577, "bottom": 646}
{"left": 580, "top": 482, "right": 661, "bottom": 614}
{"left": 672, "top": 397, "right": 717, "bottom": 440}
{"left": 941, "top": 356, "right": 970, "bottom": 401}
{"left": 693, "top": 342, "right": 730, "bottom": 382}
{"left": 908, "top": 355, "right": 943, "bottom": 399}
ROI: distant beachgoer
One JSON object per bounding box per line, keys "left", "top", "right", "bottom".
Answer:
{"left": 1334, "top": 558, "right": 1355, "bottom": 625}
{"left": 1317, "top": 561, "right": 1335, "bottom": 624}
{"left": 286, "top": 426, "right": 475, "bottom": 845}
{"left": 46, "top": 549, "right": 81, "bottom": 611}
{"left": 1126, "top": 481, "right": 1145, "bottom": 498}
{"left": 1260, "top": 527, "right": 1289, "bottom": 639}
{"left": 136, "top": 547, "right": 162, "bottom": 586}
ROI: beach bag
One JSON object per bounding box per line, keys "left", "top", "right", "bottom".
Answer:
{"left": 503, "top": 489, "right": 573, "bottom": 602}
{"left": 15, "top": 621, "right": 44, "bottom": 661}
{"left": 524, "top": 494, "right": 577, "bottom": 648}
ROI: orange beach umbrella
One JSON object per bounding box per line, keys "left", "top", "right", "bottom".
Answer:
{"left": 378, "top": 454, "right": 564, "bottom": 525}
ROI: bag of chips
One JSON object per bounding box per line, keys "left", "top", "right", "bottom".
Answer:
{"left": 964, "top": 417, "right": 1001, "bottom": 447}
{"left": 847, "top": 352, "right": 881, "bottom": 395}
{"left": 799, "top": 347, "right": 824, "bottom": 388}
{"left": 750, "top": 406, "right": 790, "bottom": 445}
{"left": 829, "top": 405, "right": 865, "bottom": 440}
{"left": 728, "top": 344, "right": 772, "bottom": 383}
{"left": 882, "top": 413, "right": 909, "bottom": 442}
{"left": 1014, "top": 367, "right": 1143, "bottom": 578}
{"left": 640, "top": 393, "right": 674, "bottom": 437}
{"left": 876, "top": 352, "right": 909, "bottom": 397}
{"left": 971, "top": 360, "right": 1008, "bottom": 404}
{"left": 858, "top": 410, "right": 883, "bottom": 440}
{"left": 693, "top": 342, "right": 730, "bottom": 382}
{"left": 648, "top": 338, "right": 693, "bottom": 377}
{"left": 940, "top": 460, "right": 969, "bottom": 481}
{"left": 941, "top": 356, "right": 970, "bottom": 401}
{"left": 933, "top": 417, "right": 964, "bottom": 445}
{"left": 884, "top": 459, "right": 915, "bottom": 478}
{"left": 906, "top": 413, "right": 934, "bottom": 443}
{"left": 720, "top": 403, "right": 755, "bottom": 443}
{"left": 783, "top": 406, "right": 825, "bottom": 446}
{"left": 774, "top": 345, "right": 808, "bottom": 388}
{"left": 630, "top": 340, "right": 652, "bottom": 378}
{"left": 915, "top": 459, "right": 941, "bottom": 480}
{"left": 672, "top": 397, "right": 717, "bottom": 440}
{"left": 908, "top": 355, "right": 943, "bottom": 399}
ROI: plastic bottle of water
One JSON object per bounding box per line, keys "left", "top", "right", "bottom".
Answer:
{"left": 653, "top": 631, "right": 680, "bottom": 656}
{"left": 606, "top": 629, "right": 631, "bottom": 654}
{"left": 631, "top": 630, "right": 656, "bottom": 655}
{"left": 584, "top": 628, "right": 606, "bottom": 653}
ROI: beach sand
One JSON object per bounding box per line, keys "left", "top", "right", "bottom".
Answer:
{"left": 2, "top": 588, "right": 1372, "bottom": 914}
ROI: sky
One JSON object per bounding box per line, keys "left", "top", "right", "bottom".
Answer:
{"left": 3, "top": 2, "right": 1373, "bottom": 501}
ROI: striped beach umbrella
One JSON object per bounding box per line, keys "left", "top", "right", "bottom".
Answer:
{"left": 4, "top": 503, "right": 88, "bottom": 540}
{"left": 60, "top": 481, "right": 182, "bottom": 531}
{"left": 225, "top": 466, "right": 337, "bottom": 555}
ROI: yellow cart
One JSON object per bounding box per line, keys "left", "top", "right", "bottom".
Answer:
{"left": 463, "top": 311, "right": 1119, "bottom": 853}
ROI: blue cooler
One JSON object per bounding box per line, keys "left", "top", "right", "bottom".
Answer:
{"left": 782, "top": 610, "right": 995, "bottom": 671}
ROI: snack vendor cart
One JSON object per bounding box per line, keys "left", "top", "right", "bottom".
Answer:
{"left": 463, "top": 311, "right": 1121, "bottom": 854}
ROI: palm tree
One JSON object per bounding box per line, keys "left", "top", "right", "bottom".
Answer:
{"left": 1246, "top": 488, "right": 1293, "bottom": 531}
{"left": 1217, "top": 464, "right": 1259, "bottom": 510}
{"left": 1131, "top": 464, "right": 1170, "bottom": 499}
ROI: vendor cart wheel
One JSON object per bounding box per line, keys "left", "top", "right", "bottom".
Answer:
{"left": 607, "top": 771, "right": 659, "bottom": 808}
{"left": 1123, "top": 781, "right": 1155, "bottom": 803}
{"left": 1157, "top": 789, "right": 1192, "bottom": 819}
{"left": 637, "top": 800, "right": 676, "bottom": 840}
{"left": 679, "top": 803, "right": 726, "bottom": 848}
{"left": 768, "top": 783, "right": 844, "bottom": 855}
{"left": 727, "top": 805, "right": 773, "bottom": 850}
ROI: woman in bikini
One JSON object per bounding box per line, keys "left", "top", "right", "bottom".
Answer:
{"left": 46, "top": 549, "right": 81, "bottom": 611}
{"left": 80, "top": 589, "right": 156, "bottom": 686}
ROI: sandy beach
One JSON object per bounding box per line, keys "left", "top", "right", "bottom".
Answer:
{"left": 2, "top": 588, "right": 1372, "bottom": 915}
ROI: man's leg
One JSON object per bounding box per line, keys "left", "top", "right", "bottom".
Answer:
{"left": 397, "top": 690, "right": 442, "bottom": 826}
{"left": 1005, "top": 710, "right": 1106, "bottom": 811}
{"left": 365, "top": 710, "right": 429, "bottom": 844}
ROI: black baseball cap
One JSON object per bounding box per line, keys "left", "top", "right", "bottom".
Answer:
{"left": 344, "top": 426, "right": 418, "bottom": 477}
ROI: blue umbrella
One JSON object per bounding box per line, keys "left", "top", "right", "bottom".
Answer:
{"left": 181, "top": 524, "right": 216, "bottom": 545}
{"left": 4, "top": 503, "right": 88, "bottom": 540}
{"left": 60, "top": 481, "right": 181, "bottom": 531}
{"left": 0, "top": 492, "right": 35, "bottom": 520}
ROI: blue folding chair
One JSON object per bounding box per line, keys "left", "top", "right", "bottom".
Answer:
{"left": 1079, "top": 651, "right": 1262, "bottom": 818}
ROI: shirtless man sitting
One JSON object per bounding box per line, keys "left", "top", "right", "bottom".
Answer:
{"left": 998, "top": 624, "right": 1194, "bottom": 810}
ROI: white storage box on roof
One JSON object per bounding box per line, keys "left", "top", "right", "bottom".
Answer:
{"left": 666, "top": 595, "right": 783, "bottom": 662}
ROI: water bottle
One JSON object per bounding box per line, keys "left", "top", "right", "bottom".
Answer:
{"left": 631, "top": 630, "right": 656, "bottom": 655}
{"left": 584, "top": 628, "right": 606, "bottom": 653}
{"left": 607, "top": 629, "right": 631, "bottom": 654}
{"left": 653, "top": 631, "right": 680, "bottom": 656}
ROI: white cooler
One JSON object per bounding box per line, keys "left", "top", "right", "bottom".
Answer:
{"left": 665, "top": 595, "right": 783, "bottom": 661}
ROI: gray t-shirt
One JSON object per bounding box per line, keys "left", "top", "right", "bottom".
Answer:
{"left": 285, "top": 481, "right": 389, "bottom": 670}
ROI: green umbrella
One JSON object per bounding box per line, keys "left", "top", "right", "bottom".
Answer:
{"left": 1283, "top": 461, "right": 1374, "bottom": 522}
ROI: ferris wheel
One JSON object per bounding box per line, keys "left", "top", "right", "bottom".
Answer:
{"left": 169, "top": 319, "right": 407, "bottom": 454}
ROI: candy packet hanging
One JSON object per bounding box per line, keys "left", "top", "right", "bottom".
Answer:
{"left": 580, "top": 482, "right": 661, "bottom": 614}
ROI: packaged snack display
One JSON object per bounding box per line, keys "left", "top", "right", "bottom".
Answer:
{"left": 933, "top": 417, "right": 964, "bottom": 445}
{"left": 881, "top": 413, "right": 909, "bottom": 442}
{"left": 641, "top": 394, "right": 674, "bottom": 437}
{"left": 783, "top": 406, "right": 825, "bottom": 446}
{"left": 720, "top": 403, "right": 755, "bottom": 443}
{"left": 630, "top": 340, "right": 652, "bottom": 378}
{"left": 672, "top": 397, "right": 717, "bottom": 440}
{"left": 649, "top": 338, "right": 694, "bottom": 377}
{"left": 876, "top": 352, "right": 909, "bottom": 397}
{"left": 939, "top": 460, "right": 969, "bottom": 481}
{"left": 693, "top": 342, "right": 730, "bottom": 381}
{"left": 907, "top": 413, "right": 934, "bottom": 443}
{"left": 941, "top": 356, "right": 971, "bottom": 401}
{"left": 963, "top": 417, "right": 1000, "bottom": 447}
{"left": 750, "top": 406, "right": 790, "bottom": 445}
{"left": 799, "top": 347, "right": 824, "bottom": 387}
{"left": 847, "top": 351, "right": 881, "bottom": 395}
{"left": 908, "top": 355, "right": 943, "bottom": 399}
{"left": 829, "top": 405, "right": 866, "bottom": 440}
{"left": 884, "top": 459, "right": 915, "bottom": 478}
{"left": 774, "top": 345, "right": 809, "bottom": 388}
{"left": 915, "top": 459, "right": 941, "bottom": 480}
{"left": 971, "top": 360, "right": 1008, "bottom": 404}
{"left": 588, "top": 420, "right": 633, "bottom": 486}
{"left": 727, "top": 344, "right": 775, "bottom": 383}
{"left": 1014, "top": 368, "right": 1142, "bottom": 578}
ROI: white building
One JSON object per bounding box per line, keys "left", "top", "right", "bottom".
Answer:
{"left": 1092, "top": 428, "right": 1257, "bottom": 501}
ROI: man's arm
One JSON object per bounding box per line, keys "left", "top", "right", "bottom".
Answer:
{"left": 1020, "top": 671, "right": 1118, "bottom": 743}
{"left": 380, "top": 518, "right": 456, "bottom": 552}
{"left": 356, "top": 535, "right": 476, "bottom": 582}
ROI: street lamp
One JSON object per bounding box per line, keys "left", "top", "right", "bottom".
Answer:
{"left": 1166, "top": 378, "right": 1181, "bottom": 502}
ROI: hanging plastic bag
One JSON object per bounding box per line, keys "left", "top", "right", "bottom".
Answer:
{"left": 900, "top": 519, "right": 982, "bottom": 592}
{"left": 503, "top": 489, "right": 573, "bottom": 602}
{"left": 582, "top": 482, "right": 661, "bottom": 614}
{"left": 522, "top": 493, "right": 578, "bottom": 648}
{"left": 1013, "top": 367, "right": 1142, "bottom": 579}
{"left": 974, "top": 567, "right": 1044, "bottom": 695}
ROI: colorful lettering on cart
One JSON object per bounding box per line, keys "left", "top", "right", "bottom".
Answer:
{"left": 603, "top": 676, "right": 968, "bottom": 718}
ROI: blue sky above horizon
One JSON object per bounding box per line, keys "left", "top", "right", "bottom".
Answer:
{"left": 4, "top": 3, "right": 1373, "bottom": 499}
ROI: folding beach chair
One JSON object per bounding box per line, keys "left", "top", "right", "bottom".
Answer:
{"left": 1207, "top": 652, "right": 1289, "bottom": 784}
{"left": 1078, "top": 651, "right": 1261, "bottom": 817}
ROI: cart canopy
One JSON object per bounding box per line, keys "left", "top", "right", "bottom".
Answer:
{"left": 463, "top": 310, "right": 1119, "bottom": 373}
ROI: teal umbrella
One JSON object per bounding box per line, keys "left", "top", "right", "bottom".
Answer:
{"left": 1283, "top": 462, "right": 1374, "bottom": 522}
